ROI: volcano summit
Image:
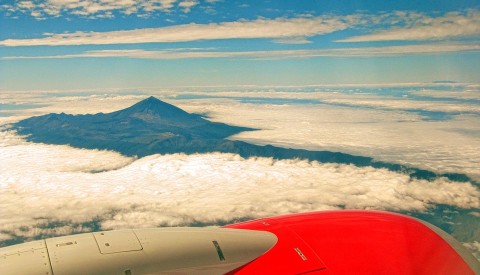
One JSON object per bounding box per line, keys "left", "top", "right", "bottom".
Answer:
{"left": 13, "top": 96, "right": 255, "bottom": 156}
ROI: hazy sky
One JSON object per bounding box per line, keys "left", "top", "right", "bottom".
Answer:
{"left": 1, "top": 0, "right": 479, "bottom": 90}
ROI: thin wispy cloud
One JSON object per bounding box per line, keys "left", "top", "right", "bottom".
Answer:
{"left": 0, "top": 16, "right": 355, "bottom": 46}
{"left": 339, "top": 10, "right": 480, "bottom": 42}
{"left": 3, "top": 43, "right": 479, "bottom": 60}
{"left": 319, "top": 96, "right": 480, "bottom": 114}
{"left": 413, "top": 89, "right": 480, "bottom": 101}
{"left": 1, "top": 11, "right": 478, "bottom": 47}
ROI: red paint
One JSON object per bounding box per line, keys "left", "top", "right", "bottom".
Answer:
{"left": 224, "top": 210, "right": 475, "bottom": 274}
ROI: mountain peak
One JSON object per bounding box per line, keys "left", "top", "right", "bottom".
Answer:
{"left": 116, "top": 96, "right": 192, "bottom": 120}
{"left": 132, "top": 96, "right": 180, "bottom": 111}
{"left": 13, "top": 96, "right": 255, "bottom": 156}
{"left": 141, "top": 96, "right": 164, "bottom": 104}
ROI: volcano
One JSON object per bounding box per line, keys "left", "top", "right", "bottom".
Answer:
{"left": 12, "top": 96, "right": 475, "bottom": 185}
{"left": 13, "top": 96, "right": 255, "bottom": 156}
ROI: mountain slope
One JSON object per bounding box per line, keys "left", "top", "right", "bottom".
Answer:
{"left": 12, "top": 96, "right": 476, "bottom": 185}
{"left": 14, "top": 97, "right": 255, "bottom": 156}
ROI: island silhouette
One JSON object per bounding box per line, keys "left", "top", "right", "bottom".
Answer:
{"left": 13, "top": 96, "right": 474, "bottom": 183}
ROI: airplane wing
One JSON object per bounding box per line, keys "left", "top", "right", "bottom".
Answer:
{"left": 1, "top": 210, "right": 478, "bottom": 274}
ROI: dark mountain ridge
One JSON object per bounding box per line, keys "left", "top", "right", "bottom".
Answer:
{"left": 13, "top": 96, "right": 476, "bottom": 185}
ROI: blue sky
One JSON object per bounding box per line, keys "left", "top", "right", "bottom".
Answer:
{"left": 1, "top": 0, "right": 479, "bottom": 90}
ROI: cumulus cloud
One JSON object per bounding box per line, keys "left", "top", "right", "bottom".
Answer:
{"left": 339, "top": 10, "right": 480, "bottom": 42}
{"left": 3, "top": 42, "right": 479, "bottom": 60}
{"left": 178, "top": 0, "right": 198, "bottom": 13}
{"left": 0, "top": 0, "right": 208, "bottom": 19}
{"left": 0, "top": 134, "right": 478, "bottom": 243}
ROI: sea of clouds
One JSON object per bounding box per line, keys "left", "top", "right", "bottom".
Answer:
{"left": 1, "top": 85, "right": 479, "bottom": 258}
{"left": 1, "top": 130, "right": 478, "bottom": 236}
{"left": 176, "top": 88, "right": 480, "bottom": 181}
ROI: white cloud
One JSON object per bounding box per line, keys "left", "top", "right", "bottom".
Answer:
{"left": 339, "top": 10, "right": 480, "bottom": 42}
{"left": 3, "top": 42, "right": 479, "bottom": 60}
{"left": 17, "top": 1, "right": 35, "bottom": 10}
{"left": 0, "top": 133, "right": 478, "bottom": 242}
{"left": 178, "top": 0, "right": 197, "bottom": 13}
{"left": 0, "top": 131, "right": 135, "bottom": 172}
{"left": 412, "top": 88, "right": 480, "bottom": 101}
{"left": 0, "top": 16, "right": 356, "bottom": 46}
{"left": 0, "top": 89, "right": 479, "bottom": 259}
{"left": 463, "top": 241, "right": 480, "bottom": 260}
{"left": 273, "top": 37, "right": 313, "bottom": 44}
{"left": 1, "top": 10, "right": 477, "bottom": 45}
{"left": 317, "top": 94, "right": 480, "bottom": 113}
{"left": 0, "top": 92, "right": 148, "bottom": 118}
{"left": 174, "top": 91, "right": 480, "bottom": 181}
{"left": 2, "top": 0, "right": 202, "bottom": 19}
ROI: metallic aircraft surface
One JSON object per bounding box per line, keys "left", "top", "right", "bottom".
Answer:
{"left": 1, "top": 210, "right": 479, "bottom": 274}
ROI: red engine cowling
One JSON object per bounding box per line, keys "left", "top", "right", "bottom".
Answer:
{"left": 224, "top": 210, "right": 479, "bottom": 274}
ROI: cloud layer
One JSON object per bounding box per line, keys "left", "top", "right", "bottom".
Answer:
{"left": 1, "top": 132, "right": 478, "bottom": 243}
{"left": 1, "top": 86, "right": 479, "bottom": 181}
{"left": 173, "top": 87, "right": 480, "bottom": 181}
{"left": 1, "top": 89, "right": 479, "bottom": 259}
